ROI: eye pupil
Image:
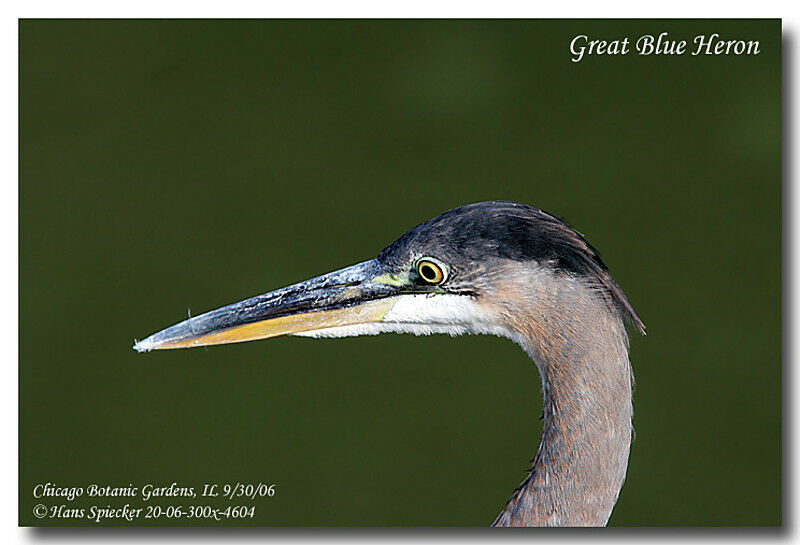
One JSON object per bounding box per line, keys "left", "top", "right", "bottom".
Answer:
{"left": 417, "top": 259, "right": 445, "bottom": 284}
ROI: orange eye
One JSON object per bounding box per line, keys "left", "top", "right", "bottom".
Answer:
{"left": 417, "top": 259, "right": 446, "bottom": 284}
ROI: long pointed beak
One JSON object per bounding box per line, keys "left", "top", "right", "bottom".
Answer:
{"left": 133, "top": 260, "right": 403, "bottom": 352}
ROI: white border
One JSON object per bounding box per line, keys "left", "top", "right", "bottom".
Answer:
{"left": 5, "top": 3, "right": 794, "bottom": 544}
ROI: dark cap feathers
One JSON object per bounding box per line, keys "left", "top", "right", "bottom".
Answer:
{"left": 379, "top": 201, "right": 645, "bottom": 335}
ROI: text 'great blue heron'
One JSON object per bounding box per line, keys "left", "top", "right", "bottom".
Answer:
{"left": 134, "top": 201, "right": 645, "bottom": 527}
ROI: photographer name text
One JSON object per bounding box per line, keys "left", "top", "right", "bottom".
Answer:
{"left": 570, "top": 32, "right": 760, "bottom": 63}
{"left": 30, "top": 481, "right": 278, "bottom": 523}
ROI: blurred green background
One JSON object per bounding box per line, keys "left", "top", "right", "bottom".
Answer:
{"left": 20, "top": 20, "right": 780, "bottom": 526}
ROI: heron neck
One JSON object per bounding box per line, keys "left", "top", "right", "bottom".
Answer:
{"left": 491, "top": 281, "right": 633, "bottom": 527}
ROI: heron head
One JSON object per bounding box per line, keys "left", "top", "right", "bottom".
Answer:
{"left": 134, "top": 201, "right": 643, "bottom": 352}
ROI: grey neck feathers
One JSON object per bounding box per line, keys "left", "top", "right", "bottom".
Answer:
{"left": 487, "top": 266, "right": 633, "bottom": 527}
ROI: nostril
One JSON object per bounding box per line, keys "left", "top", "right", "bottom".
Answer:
{"left": 314, "top": 281, "right": 361, "bottom": 291}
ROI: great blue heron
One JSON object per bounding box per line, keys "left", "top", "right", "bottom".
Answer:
{"left": 134, "top": 201, "right": 644, "bottom": 527}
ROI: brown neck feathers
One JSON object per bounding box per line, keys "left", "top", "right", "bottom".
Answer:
{"left": 485, "top": 265, "right": 634, "bottom": 527}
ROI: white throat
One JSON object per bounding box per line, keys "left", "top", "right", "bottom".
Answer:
{"left": 293, "top": 294, "right": 519, "bottom": 342}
